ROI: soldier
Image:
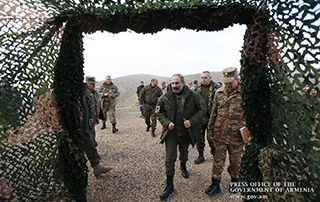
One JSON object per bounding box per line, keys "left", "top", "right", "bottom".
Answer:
{"left": 99, "top": 76, "right": 120, "bottom": 133}
{"left": 194, "top": 71, "right": 221, "bottom": 164}
{"left": 82, "top": 83, "right": 112, "bottom": 177}
{"left": 205, "top": 67, "right": 246, "bottom": 196}
{"left": 156, "top": 74, "right": 207, "bottom": 200}
{"left": 86, "top": 76, "right": 100, "bottom": 146}
{"left": 161, "top": 81, "right": 167, "bottom": 94}
{"left": 136, "top": 81, "right": 145, "bottom": 118}
{"left": 139, "top": 78, "right": 162, "bottom": 137}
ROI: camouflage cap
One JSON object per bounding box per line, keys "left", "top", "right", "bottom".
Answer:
{"left": 222, "top": 67, "right": 237, "bottom": 83}
{"left": 85, "top": 76, "right": 97, "bottom": 84}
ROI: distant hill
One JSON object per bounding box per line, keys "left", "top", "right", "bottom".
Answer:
{"left": 96, "top": 72, "right": 222, "bottom": 108}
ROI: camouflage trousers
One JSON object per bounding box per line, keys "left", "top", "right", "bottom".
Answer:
{"left": 102, "top": 102, "right": 116, "bottom": 124}
{"left": 212, "top": 137, "right": 244, "bottom": 180}
{"left": 144, "top": 104, "right": 157, "bottom": 129}
{"left": 165, "top": 133, "right": 190, "bottom": 176}
{"left": 196, "top": 115, "right": 215, "bottom": 154}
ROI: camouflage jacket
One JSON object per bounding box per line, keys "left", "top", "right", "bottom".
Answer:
{"left": 82, "top": 83, "right": 93, "bottom": 136}
{"left": 208, "top": 85, "right": 245, "bottom": 139}
{"left": 99, "top": 82, "right": 120, "bottom": 104}
{"left": 139, "top": 84, "right": 162, "bottom": 106}
{"left": 196, "top": 80, "right": 220, "bottom": 115}
{"left": 89, "top": 89, "right": 100, "bottom": 125}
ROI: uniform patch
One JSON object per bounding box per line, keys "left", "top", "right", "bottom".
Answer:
{"left": 155, "top": 105, "right": 160, "bottom": 113}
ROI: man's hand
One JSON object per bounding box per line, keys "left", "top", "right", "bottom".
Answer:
{"left": 140, "top": 104, "right": 143, "bottom": 108}
{"left": 183, "top": 119, "right": 191, "bottom": 128}
{"left": 168, "top": 122, "right": 174, "bottom": 130}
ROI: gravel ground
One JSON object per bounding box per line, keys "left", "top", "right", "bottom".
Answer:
{"left": 86, "top": 106, "right": 242, "bottom": 202}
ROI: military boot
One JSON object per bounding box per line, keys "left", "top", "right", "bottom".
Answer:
{"left": 229, "top": 177, "right": 239, "bottom": 193}
{"left": 180, "top": 162, "right": 189, "bottom": 178}
{"left": 194, "top": 151, "right": 205, "bottom": 164}
{"left": 151, "top": 128, "right": 156, "bottom": 137}
{"left": 146, "top": 125, "right": 150, "bottom": 132}
{"left": 205, "top": 177, "right": 221, "bottom": 196}
{"left": 101, "top": 122, "right": 106, "bottom": 130}
{"left": 112, "top": 123, "right": 118, "bottom": 133}
{"left": 160, "top": 175, "right": 174, "bottom": 200}
{"left": 93, "top": 164, "right": 112, "bottom": 178}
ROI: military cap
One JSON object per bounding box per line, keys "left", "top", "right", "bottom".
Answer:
{"left": 85, "top": 76, "right": 97, "bottom": 84}
{"left": 222, "top": 67, "right": 237, "bottom": 83}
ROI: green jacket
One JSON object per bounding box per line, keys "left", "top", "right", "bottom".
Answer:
{"left": 139, "top": 84, "right": 162, "bottom": 105}
{"left": 99, "top": 81, "right": 120, "bottom": 105}
{"left": 156, "top": 85, "right": 207, "bottom": 146}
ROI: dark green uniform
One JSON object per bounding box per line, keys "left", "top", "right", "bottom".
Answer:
{"left": 195, "top": 80, "right": 220, "bottom": 154}
{"left": 139, "top": 84, "right": 162, "bottom": 130}
{"left": 82, "top": 83, "right": 100, "bottom": 167}
{"left": 156, "top": 85, "right": 207, "bottom": 176}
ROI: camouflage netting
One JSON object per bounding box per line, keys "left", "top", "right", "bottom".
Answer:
{"left": 0, "top": 0, "right": 319, "bottom": 201}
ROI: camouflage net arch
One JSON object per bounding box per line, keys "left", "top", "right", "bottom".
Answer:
{"left": 0, "top": 0, "right": 319, "bottom": 201}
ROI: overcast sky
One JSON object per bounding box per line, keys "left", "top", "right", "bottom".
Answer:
{"left": 83, "top": 24, "right": 247, "bottom": 81}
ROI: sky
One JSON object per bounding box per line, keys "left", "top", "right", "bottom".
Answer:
{"left": 83, "top": 24, "right": 247, "bottom": 81}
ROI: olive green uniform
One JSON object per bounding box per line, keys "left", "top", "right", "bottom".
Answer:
{"left": 195, "top": 80, "right": 220, "bottom": 154}
{"left": 82, "top": 83, "right": 100, "bottom": 167}
{"left": 156, "top": 85, "right": 207, "bottom": 176}
{"left": 139, "top": 84, "right": 162, "bottom": 130}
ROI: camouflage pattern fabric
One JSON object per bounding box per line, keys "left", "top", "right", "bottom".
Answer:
{"left": 89, "top": 89, "right": 100, "bottom": 146}
{"left": 99, "top": 82, "right": 120, "bottom": 124}
{"left": 139, "top": 84, "right": 162, "bottom": 129}
{"left": 195, "top": 81, "right": 220, "bottom": 153}
{"left": 208, "top": 85, "right": 245, "bottom": 180}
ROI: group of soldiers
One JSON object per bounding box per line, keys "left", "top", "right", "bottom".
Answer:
{"left": 135, "top": 67, "right": 246, "bottom": 200}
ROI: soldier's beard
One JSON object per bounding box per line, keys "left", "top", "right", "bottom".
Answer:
{"left": 172, "top": 86, "right": 183, "bottom": 93}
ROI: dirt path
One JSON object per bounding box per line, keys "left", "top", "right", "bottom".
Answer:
{"left": 86, "top": 106, "right": 242, "bottom": 202}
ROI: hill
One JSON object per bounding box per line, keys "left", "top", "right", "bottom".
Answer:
{"left": 96, "top": 72, "right": 222, "bottom": 107}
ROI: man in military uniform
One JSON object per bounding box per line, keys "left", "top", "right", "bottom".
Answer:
{"left": 205, "top": 67, "right": 246, "bottom": 196}
{"left": 161, "top": 81, "right": 167, "bottom": 94}
{"left": 82, "top": 83, "right": 112, "bottom": 177}
{"left": 86, "top": 76, "right": 100, "bottom": 146}
{"left": 99, "top": 76, "right": 120, "bottom": 133}
{"left": 194, "top": 71, "right": 220, "bottom": 164}
{"left": 139, "top": 78, "right": 162, "bottom": 137}
{"left": 156, "top": 74, "right": 207, "bottom": 200}
{"left": 136, "top": 81, "right": 145, "bottom": 118}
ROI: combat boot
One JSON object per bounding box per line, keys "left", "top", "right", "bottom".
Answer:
{"left": 151, "top": 128, "right": 156, "bottom": 137}
{"left": 180, "top": 162, "right": 189, "bottom": 178}
{"left": 229, "top": 177, "right": 239, "bottom": 193}
{"left": 160, "top": 175, "right": 174, "bottom": 200}
{"left": 194, "top": 151, "right": 205, "bottom": 164}
{"left": 146, "top": 125, "right": 150, "bottom": 132}
{"left": 205, "top": 177, "right": 221, "bottom": 196}
{"left": 112, "top": 123, "right": 118, "bottom": 133}
{"left": 101, "top": 122, "right": 106, "bottom": 130}
{"left": 93, "top": 164, "right": 112, "bottom": 178}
